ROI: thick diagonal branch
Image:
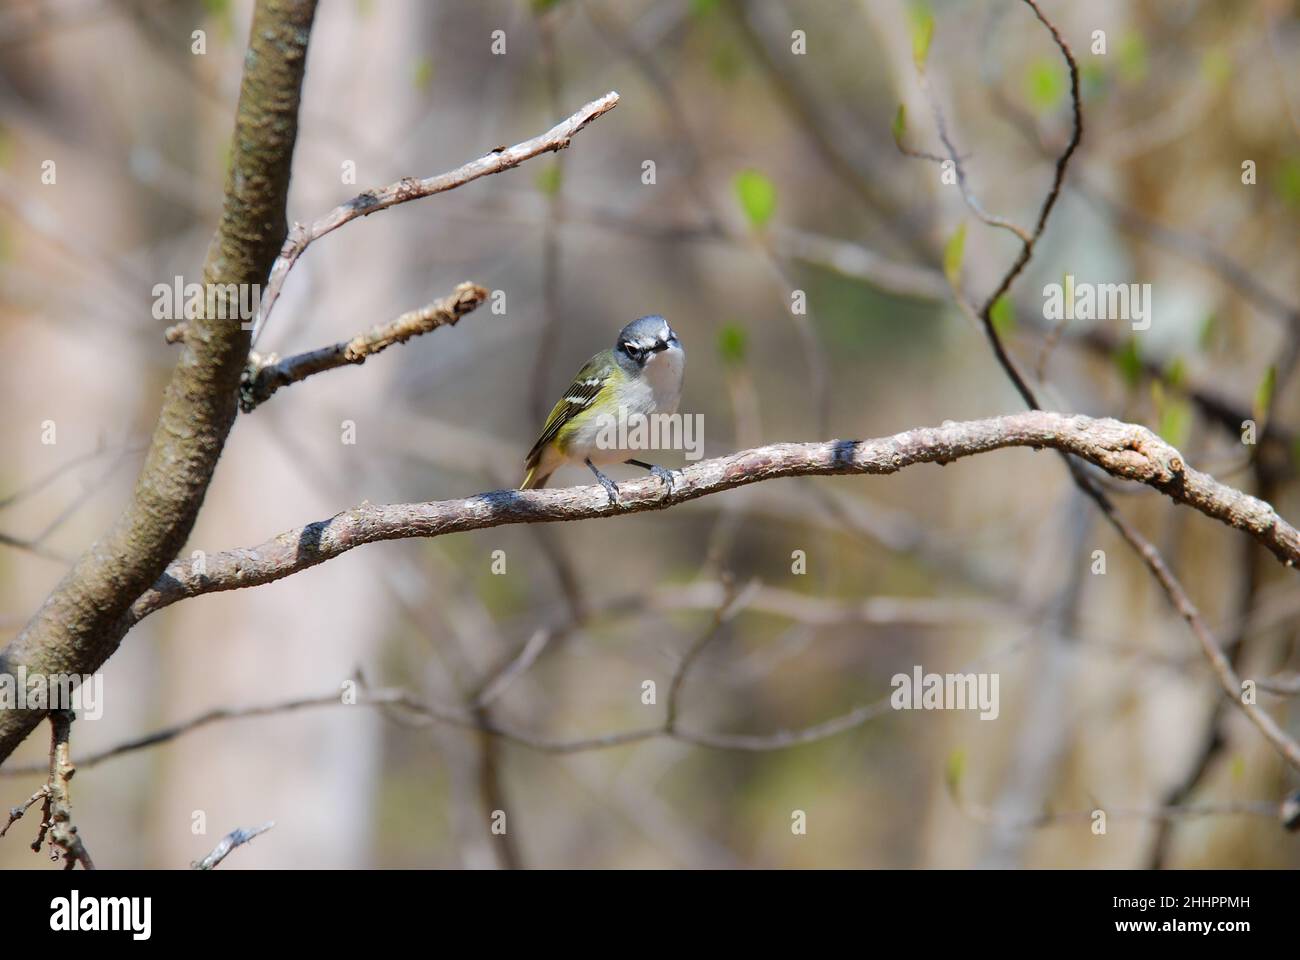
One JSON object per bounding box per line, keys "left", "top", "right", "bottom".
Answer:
{"left": 0, "top": 0, "right": 319, "bottom": 766}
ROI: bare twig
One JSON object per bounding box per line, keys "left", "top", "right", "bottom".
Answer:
{"left": 665, "top": 575, "right": 748, "bottom": 732}
{"left": 773, "top": 226, "right": 948, "bottom": 300}
{"left": 3, "top": 446, "right": 147, "bottom": 565}
{"left": 4, "top": 712, "right": 96, "bottom": 869}
{"left": 0, "top": 623, "right": 1035, "bottom": 769}
{"left": 958, "top": 796, "right": 1282, "bottom": 830}
{"left": 250, "top": 91, "right": 620, "bottom": 345}
{"left": 1256, "top": 673, "right": 1300, "bottom": 696}
{"left": 2, "top": 691, "right": 395, "bottom": 774}
{"left": 0, "top": 440, "right": 147, "bottom": 512}
{"left": 1, "top": 786, "right": 47, "bottom": 838}
{"left": 240, "top": 282, "right": 489, "bottom": 412}
{"left": 919, "top": 87, "right": 1032, "bottom": 244}
{"left": 0, "top": 532, "right": 73, "bottom": 564}
{"left": 473, "top": 628, "right": 555, "bottom": 710}
{"left": 1148, "top": 512, "right": 1271, "bottom": 867}
{"left": 652, "top": 579, "right": 1011, "bottom": 627}
{"left": 0, "top": 439, "right": 148, "bottom": 564}
{"left": 973, "top": 0, "right": 1082, "bottom": 407}
{"left": 0, "top": 687, "right": 650, "bottom": 771}
{"left": 193, "top": 821, "right": 275, "bottom": 870}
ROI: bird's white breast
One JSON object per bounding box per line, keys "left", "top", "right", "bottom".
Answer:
{"left": 638, "top": 342, "right": 684, "bottom": 414}
{"left": 566, "top": 343, "right": 685, "bottom": 465}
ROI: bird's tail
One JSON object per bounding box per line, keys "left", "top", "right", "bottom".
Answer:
{"left": 520, "top": 463, "right": 551, "bottom": 490}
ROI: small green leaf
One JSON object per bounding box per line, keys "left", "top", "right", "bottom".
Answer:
{"left": 412, "top": 56, "right": 434, "bottom": 91}
{"left": 989, "top": 294, "right": 1016, "bottom": 336}
{"left": 1229, "top": 753, "right": 1246, "bottom": 783}
{"left": 1153, "top": 382, "right": 1192, "bottom": 449}
{"left": 710, "top": 42, "right": 744, "bottom": 83}
{"left": 734, "top": 169, "right": 777, "bottom": 229}
{"left": 1200, "top": 48, "right": 1231, "bottom": 87}
{"left": 1198, "top": 312, "right": 1218, "bottom": 351}
{"left": 535, "top": 163, "right": 563, "bottom": 197}
{"left": 1114, "top": 337, "right": 1142, "bottom": 389}
{"left": 1025, "top": 57, "right": 1065, "bottom": 112}
{"left": 944, "top": 748, "right": 966, "bottom": 797}
{"left": 691, "top": 0, "right": 719, "bottom": 15}
{"left": 1160, "top": 402, "right": 1192, "bottom": 449}
{"left": 1275, "top": 157, "right": 1300, "bottom": 207}
{"left": 911, "top": 10, "right": 934, "bottom": 72}
{"left": 1118, "top": 31, "right": 1148, "bottom": 83}
{"left": 1164, "top": 356, "right": 1187, "bottom": 390}
{"left": 942, "top": 222, "right": 966, "bottom": 290}
{"left": 202, "top": 0, "right": 234, "bottom": 41}
{"left": 717, "top": 323, "right": 748, "bottom": 364}
{"left": 531, "top": 0, "right": 565, "bottom": 12}
{"left": 891, "top": 104, "right": 907, "bottom": 147}
{"left": 1253, "top": 364, "right": 1277, "bottom": 424}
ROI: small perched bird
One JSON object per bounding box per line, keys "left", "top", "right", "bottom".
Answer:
{"left": 522, "top": 315, "right": 684, "bottom": 503}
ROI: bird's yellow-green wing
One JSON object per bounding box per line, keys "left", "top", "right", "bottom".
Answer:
{"left": 523, "top": 352, "right": 611, "bottom": 477}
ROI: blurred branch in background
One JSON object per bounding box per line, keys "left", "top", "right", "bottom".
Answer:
{"left": 192, "top": 821, "right": 275, "bottom": 870}
{"left": 0, "top": 621, "right": 1029, "bottom": 766}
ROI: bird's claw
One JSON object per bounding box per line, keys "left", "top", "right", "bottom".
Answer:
{"left": 648, "top": 465, "right": 677, "bottom": 496}
{"left": 597, "top": 475, "right": 621, "bottom": 507}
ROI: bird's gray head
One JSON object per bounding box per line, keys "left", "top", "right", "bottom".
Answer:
{"left": 615, "top": 315, "right": 679, "bottom": 367}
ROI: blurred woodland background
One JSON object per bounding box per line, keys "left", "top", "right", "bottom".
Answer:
{"left": 1, "top": 0, "right": 1299, "bottom": 868}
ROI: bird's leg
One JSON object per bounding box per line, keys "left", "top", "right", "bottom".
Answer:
{"left": 626, "top": 458, "right": 676, "bottom": 496}
{"left": 586, "top": 458, "right": 621, "bottom": 506}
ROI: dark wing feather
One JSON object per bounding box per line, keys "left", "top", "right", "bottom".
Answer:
{"left": 524, "top": 353, "right": 610, "bottom": 469}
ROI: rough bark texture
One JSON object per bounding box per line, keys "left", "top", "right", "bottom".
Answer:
{"left": 0, "top": 0, "right": 318, "bottom": 765}
{"left": 240, "top": 282, "right": 489, "bottom": 411}
{"left": 125, "top": 411, "right": 1299, "bottom": 624}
